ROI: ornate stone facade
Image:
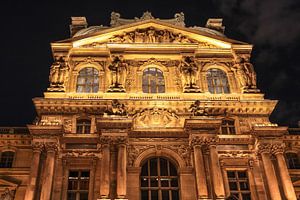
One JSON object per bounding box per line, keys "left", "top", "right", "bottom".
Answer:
{"left": 0, "top": 12, "right": 299, "bottom": 200}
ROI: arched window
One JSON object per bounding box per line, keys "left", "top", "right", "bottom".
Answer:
{"left": 142, "top": 68, "right": 165, "bottom": 93}
{"left": 286, "top": 153, "right": 300, "bottom": 169}
{"left": 76, "top": 119, "right": 91, "bottom": 134}
{"left": 140, "top": 157, "right": 179, "bottom": 200}
{"left": 206, "top": 68, "right": 230, "bottom": 94}
{"left": 0, "top": 151, "right": 15, "bottom": 168}
{"left": 76, "top": 67, "right": 99, "bottom": 93}
{"left": 221, "top": 119, "right": 236, "bottom": 135}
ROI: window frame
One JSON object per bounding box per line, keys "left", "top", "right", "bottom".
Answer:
{"left": 0, "top": 151, "right": 15, "bottom": 168}
{"left": 142, "top": 67, "right": 165, "bottom": 94}
{"left": 285, "top": 152, "right": 300, "bottom": 169}
{"left": 76, "top": 119, "right": 91, "bottom": 134}
{"left": 140, "top": 157, "right": 180, "bottom": 200}
{"left": 221, "top": 119, "right": 236, "bottom": 135}
{"left": 76, "top": 67, "right": 99, "bottom": 93}
{"left": 226, "top": 169, "right": 251, "bottom": 200}
{"left": 67, "top": 170, "right": 90, "bottom": 200}
{"left": 206, "top": 68, "right": 230, "bottom": 94}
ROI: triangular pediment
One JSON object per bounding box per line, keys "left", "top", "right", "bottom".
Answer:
{"left": 63, "top": 20, "right": 246, "bottom": 49}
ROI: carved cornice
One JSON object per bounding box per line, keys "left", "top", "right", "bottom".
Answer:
{"left": 99, "top": 136, "right": 128, "bottom": 145}
{"left": 256, "top": 143, "right": 285, "bottom": 155}
{"left": 189, "top": 135, "right": 219, "bottom": 146}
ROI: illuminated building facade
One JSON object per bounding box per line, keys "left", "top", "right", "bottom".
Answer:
{"left": 0, "top": 12, "right": 300, "bottom": 200}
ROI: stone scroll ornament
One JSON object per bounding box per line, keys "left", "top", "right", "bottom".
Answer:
{"left": 48, "top": 56, "right": 70, "bottom": 92}
{"left": 107, "top": 56, "right": 128, "bottom": 92}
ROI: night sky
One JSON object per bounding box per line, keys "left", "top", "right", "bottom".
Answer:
{"left": 0, "top": 0, "right": 299, "bottom": 127}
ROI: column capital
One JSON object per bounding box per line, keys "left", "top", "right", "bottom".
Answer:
{"left": 256, "top": 143, "right": 272, "bottom": 154}
{"left": 271, "top": 143, "right": 285, "bottom": 155}
{"left": 32, "top": 142, "right": 44, "bottom": 152}
{"left": 44, "top": 142, "right": 58, "bottom": 153}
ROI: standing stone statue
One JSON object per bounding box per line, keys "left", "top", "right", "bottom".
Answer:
{"left": 49, "top": 56, "right": 70, "bottom": 91}
{"left": 242, "top": 56, "right": 257, "bottom": 89}
{"left": 108, "top": 56, "right": 128, "bottom": 92}
{"left": 179, "top": 56, "right": 199, "bottom": 90}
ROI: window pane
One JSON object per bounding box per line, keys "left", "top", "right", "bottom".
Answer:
{"left": 242, "top": 193, "right": 251, "bottom": 200}
{"left": 229, "top": 182, "right": 238, "bottom": 190}
{"left": 238, "top": 171, "right": 247, "bottom": 178}
{"left": 150, "top": 159, "right": 158, "bottom": 176}
{"left": 151, "top": 190, "right": 158, "bottom": 200}
{"left": 207, "top": 68, "right": 230, "bottom": 94}
{"left": 76, "top": 67, "right": 99, "bottom": 93}
{"left": 141, "top": 178, "right": 148, "bottom": 187}
{"left": 141, "top": 162, "right": 148, "bottom": 176}
{"left": 172, "top": 190, "right": 179, "bottom": 200}
{"left": 0, "top": 151, "right": 14, "bottom": 168}
{"left": 162, "top": 190, "right": 169, "bottom": 199}
{"left": 161, "top": 179, "right": 169, "bottom": 187}
{"left": 150, "top": 178, "right": 158, "bottom": 187}
{"left": 80, "top": 193, "right": 89, "bottom": 200}
{"left": 142, "top": 67, "right": 165, "bottom": 94}
{"left": 67, "top": 192, "right": 76, "bottom": 200}
{"left": 160, "top": 158, "right": 168, "bottom": 176}
{"left": 171, "top": 178, "right": 178, "bottom": 187}
{"left": 239, "top": 182, "right": 249, "bottom": 190}
{"left": 141, "top": 190, "right": 149, "bottom": 200}
{"left": 227, "top": 171, "right": 235, "bottom": 178}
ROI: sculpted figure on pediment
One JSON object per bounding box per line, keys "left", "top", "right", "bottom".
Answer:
{"left": 189, "top": 100, "right": 208, "bottom": 116}
{"left": 108, "top": 27, "right": 196, "bottom": 44}
{"left": 48, "top": 56, "right": 70, "bottom": 91}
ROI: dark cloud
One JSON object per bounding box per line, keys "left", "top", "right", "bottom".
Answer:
{"left": 213, "top": 0, "right": 300, "bottom": 127}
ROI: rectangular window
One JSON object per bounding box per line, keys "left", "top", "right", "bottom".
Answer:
{"left": 67, "top": 170, "right": 90, "bottom": 200}
{"left": 227, "top": 170, "right": 251, "bottom": 200}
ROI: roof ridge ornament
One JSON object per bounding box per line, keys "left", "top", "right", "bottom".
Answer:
{"left": 110, "top": 11, "right": 186, "bottom": 27}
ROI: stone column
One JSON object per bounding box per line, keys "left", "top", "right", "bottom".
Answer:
{"left": 100, "top": 142, "right": 111, "bottom": 199}
{"left": 116, "top": 143, "right": 127, "bottom": 199}
{"left": 209, "top": 144, "right": 225, "bottom": 199}
{"left": 24, "top": 143, "right": 43, "bottom": 200}
{"left": 258, "top": 144, "right": 282, "bottom": 200}
{"left": 273, "top": 146, "right": 297, "bottom": 200}
{"left": 193, "top": 145, "right": 208, "bottom": 199}
{"left": 40, "top": 143, "right": 57, "bottom": 200}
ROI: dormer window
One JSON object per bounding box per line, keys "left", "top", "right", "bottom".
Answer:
{"left": 207, "top": 68, "right": 230, "bottom": 94}
{"left": 221, "top": 119, "right": 236, "bottom": 135}
{"left": 142, "top": 68, "right": 165, "bottom": 93}
{"left": 76, "top": 67, "right": 99, "bottom": 93}
{"left": 76, "top": 119, "right": 91, "bottom": 134}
